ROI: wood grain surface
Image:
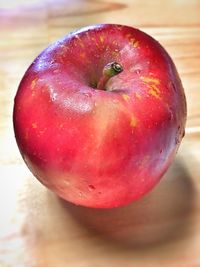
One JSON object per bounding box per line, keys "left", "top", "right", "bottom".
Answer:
{"left": 0, "top": 1, "right": 200, "bottom": 266}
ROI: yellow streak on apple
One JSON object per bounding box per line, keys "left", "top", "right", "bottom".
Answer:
{"left": 148, "top": 88, "right": 161, "bottom": 99}
{"left": 122, "top": 94, "right": 130, "bottom": 102}
{"left": 31, "top": 78, "right": 37, "bottom": 96}
{"left": 148, "top": 83, "right": 161, "bottom": 99}
{"left": 31, "top": 78, "right": 37, "bottom": 89}
{"left": 135, "top": 92, "right": 142, "bottom": 99}
{"left": 91, "top": 100, "right": 119, "bottom": 169}
{"left": 133, "top": 40, "right": 139, "bottom": 48}
{"left": 140, "top": 76, "right": 161, "bottom": 99}
{"left": 99, "top": 35, "right": 105, "bottom": 44}
{"left": 74, "top": 35, "right": 85, "bottom": 48}
{"left": 130, "top": 116, "right": 138, "bottom": 128}
{"left": 140, "top": 76, "right": 160, "bottom": 85}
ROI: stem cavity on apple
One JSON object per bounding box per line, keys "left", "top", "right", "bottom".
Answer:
{"left": 97, "top": 61, "right": 123, "bottom": 90}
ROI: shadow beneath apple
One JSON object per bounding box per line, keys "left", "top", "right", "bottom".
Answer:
{"left": 59, "top": 156, "right": 196, "bottom": 249}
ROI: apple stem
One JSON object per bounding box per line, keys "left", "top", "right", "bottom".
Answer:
{"left": 97, "top": 62, "right": 123, "bottom": 90}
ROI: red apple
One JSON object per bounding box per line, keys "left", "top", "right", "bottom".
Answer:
{"left": 13, "top": 24, "right": 186, "bottom": 208}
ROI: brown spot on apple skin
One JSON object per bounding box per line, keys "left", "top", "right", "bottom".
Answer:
{"left": 88, "top": 184, "right": 95, "bottom": 191}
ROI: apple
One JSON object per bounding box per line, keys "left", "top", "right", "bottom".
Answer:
{"left": 13, "top": 24, "right": 186, "bottom": 208}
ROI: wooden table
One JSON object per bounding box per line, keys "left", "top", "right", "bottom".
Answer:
{"left": 0, "top": 1, "right": 200, "bottom": 266}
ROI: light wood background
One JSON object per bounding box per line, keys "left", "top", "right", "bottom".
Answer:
{"left": 0, "top": 1, "right": 200, "bottom": 266}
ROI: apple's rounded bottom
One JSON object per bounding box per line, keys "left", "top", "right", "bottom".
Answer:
{"left": 25, "top": 152, "right": 173, "bottom": 209}
{"left": 50, "top": 182, "right": 159, "bottom": 209}
{"left": 34, "top": 167, "right": 169, "bottom": 209}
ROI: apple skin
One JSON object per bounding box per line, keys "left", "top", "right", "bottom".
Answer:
{"left": 13, "top": 24, "right": 186, "bottom": 208}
